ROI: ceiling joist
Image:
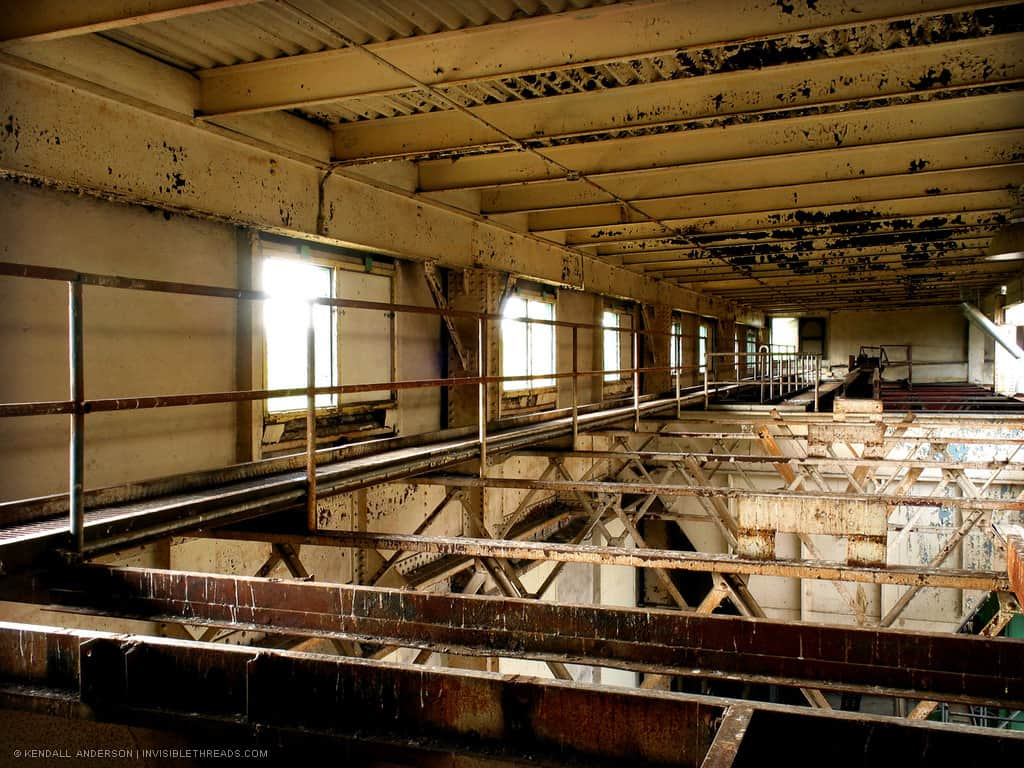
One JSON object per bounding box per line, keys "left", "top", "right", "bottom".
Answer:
{"left": 0, "top": 0, "right": 259, "bottom": 45}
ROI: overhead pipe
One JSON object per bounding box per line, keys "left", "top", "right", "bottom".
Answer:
{"left": 960, "top": 302, "right": 1024, "bottom": 360}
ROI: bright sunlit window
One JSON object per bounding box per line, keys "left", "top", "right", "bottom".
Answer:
{"left": 502, "top": 295, "right": 555, "bottom": 392}
{"left": 670, "top": 319, "right": 683, "bottom": 376}
{"left": 698, "top": 323, "right": 710, "bottom": 374}
{"left": 263, "top": 257, "right": 336, "bottom": 413}
{"left": 771, "top": 317, "right": 799, "bottom": 352}
{"left": 603, "top": 310, "right": 634, "bottom": 382}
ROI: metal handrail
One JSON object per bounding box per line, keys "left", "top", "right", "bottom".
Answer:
{"left": 702, "top": 350, "right": 822, "bottom": 411}
{"left": 1, "top": 260, "right": 757, "bottom": 552}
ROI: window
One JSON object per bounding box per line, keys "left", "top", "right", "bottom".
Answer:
{"left": 770, "top": 317, "right": 799, "bottom": 353}
{"left": 263, "top": 257, "right": 336, "bottom": 413}
{"left": 746, "top": 328, "right": 758, "bottom": 374}
{"left": 698, "top": 322, "right": 710, "bottom": 374}
{"left": 603, "top": 308, "right": 633, "bottom": 382}
{"left": 262, "top": 247, "right": 394, "bottom": 415}
{"left": 670, "top": 318, "right": 683, "bottom": 376}
{"left": 799, "top": 317, "right": 826, "bottom": 356}
{"left": 502, "top": 294, "right": 555, "bottom": 392}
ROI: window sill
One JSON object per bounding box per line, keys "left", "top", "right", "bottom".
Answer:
{"left": 500, "top": 388, "right": 557, "bottom": 414}
{"left": 265, "top": 399, "right": 397, "bottom": 423}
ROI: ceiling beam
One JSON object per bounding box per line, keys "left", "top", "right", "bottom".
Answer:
{"left": 558, "top": 198, "right": 1011, "bottom": 246}
{"left": 418, "top": 91, "right": 1024, "bottom": 190}
{"left": 691, "top": 262, "right": 1022, "bottom": 292}
{"left": 591, "top": 213, "right": 1001, "bottom": 255}
{"left": 332, "top": 33, "right": 1024, "bottom": 161}
{"left": 196, "top": 0, "right": 986, "bottom": 115}
{"left": 523, "top": 166, "right": 1024, "bottom": 233}
{"left": 646, "top": 253, "right": 990, "bottom": 279}
{"left": 0, "top": 0, "right": 259, "bottom": 44}
{"left": 628, "top": 238, "right": 990, "bottom": 268}
{"left": 662, "top": 254, "right": 998, "bottom": 284}
{"left": 479, "top": 130, "right": 1024, "bottom": 211}
{"left": 539, "top": 190, "right": 1016, "bottom": 241}
{"left": 707, "top": 279, "right": 1012, "bottom": 305}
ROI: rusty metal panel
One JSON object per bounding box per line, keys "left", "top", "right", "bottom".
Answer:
{"left": 1009, "top": 535, "right": 1024, "bottom": 607}
{"left": 2, "top": 622, "right": 1023, "bottom": 763}
{"left": 808, "top": 421, "right": 886, "bottom": 446}
{"left": 2, "top": 622, "right": 720, "bottom": 766}
{"left": 735, "top": 496, "right": 887, "bottom": 565}
{"left": 736, "top": 496, "right": 888, "bottom": 537}
{"left": 731, "top": 707, "right": 1024, "bottom": 767}
{"left": 5, "top": 567, "right": 1023, "bottom": 708}
{"left": 223, "top": 528, "right": 1008, "bottom": 591}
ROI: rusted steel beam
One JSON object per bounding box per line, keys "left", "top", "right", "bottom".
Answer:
{"left": 0, "top": 621, "right": 719, "bottom": 766}
{"left": 1009, "top": 535, "right": 1024, "bottom": 607}
{"left": 513, "top": 448, "right": 1024, "bottom": 473}
{"left": 3, "top": 567, "right": 1023, "bottom": 708}
{"left": 700, "top": 705, "right": 754, "bottom": 768}
{"left": 207, "top": 529, "right": 1009, "bottom": 591}
{"left": 5, "top": 623, "right": 1020, "bottom": 765}
{"left": 409, "top": 473, "right": 1024, "bottom": 511}
{"left": 642, "top": 411, "right": 1024, "bottom": 427}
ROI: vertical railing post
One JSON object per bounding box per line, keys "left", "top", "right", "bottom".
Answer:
{"left": 68, "top": 279, "right": 85, "bottom": 553}
{"left": 674, "top": 351, "right": 681, "bottom": 420}
{"left": 814, "top": 355, "right": 820, "bottom": 412}
{"left": 478, "top": 316, "right": 487, "bottom": 478}
{"left": 632, "top": 328, "right": 640, "bottom": 431}
{"left": 703, "top": 353, "right": 709, "bottom": 409}
{"left": 759, "top": 352, "right": 765, "bottom": 404}
{"left": 571, "top": 325, "right": 579, "bottom": 443}
{"left": 306, "top": 300, "right": 317, "bottom": 530}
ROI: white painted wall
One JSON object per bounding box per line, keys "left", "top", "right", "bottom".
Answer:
{"left": 827, "top": 307, "right": 968, "bottom": 382}
{"left": 0, "top": 179, "right": 239, "bottom": 501}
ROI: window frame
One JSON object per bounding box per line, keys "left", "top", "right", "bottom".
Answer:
{"left": 669, "top": 316, "right": 684, "bottom": 378}
{"left": 499, "top": 288, "right": 558, "bottom": 400}
{"left": 745, "top": 327, "right": 758, "bottom": 376}
{"left": 602, "top": 303, "right": 636, "bottom": 391}
{"left": 698, "top": 320, "right": 713, "bottom": 375}
{"left": 259, "top": 243, "right": 396, "bottom": 423}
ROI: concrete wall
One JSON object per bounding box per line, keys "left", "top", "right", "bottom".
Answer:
{"left": 0, "top": 179, "right": 239, "bottom": 501}
{"left": 396, "top": 261, "right": 442, "bottom": 435}
{"left": 827, "top": 307, "right": 968, "bottom": 382}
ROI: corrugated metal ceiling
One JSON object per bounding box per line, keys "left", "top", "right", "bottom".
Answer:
{"left": 99, "top": 0, "right": 622, "bottom": 70}
{"left": 20, "top": 0, "right": 1020, "bottom": 312}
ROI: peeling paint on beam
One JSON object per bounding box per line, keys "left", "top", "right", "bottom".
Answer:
{"left": 0, "top": 59, "right": 751, "bottom": 320}
{"left": 480, "top": 130, "right": 1024, "bottom": 210}
{"left": 332, "top": 33, "right": 1024, "bottom": 161}
{"left": 526, "top": 166, "right": 1024, "bottom": 233}
{"left": 418, "top": 92, "right": 1024, "bottom": 190}
{"left": 196, "top": 0, "right": 1003, "bottom": 115}
{"left": 596, "top": 213, "right": 1001, "bottom": 255}
{"left": 409, "top": 474, "right": 1024, "bottom": 512}
{"left": 559, "top": 194, "right": 1013, "bottom": 244}
{"left": 207, "top": 530, "right": 1010, "bottom": 591}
